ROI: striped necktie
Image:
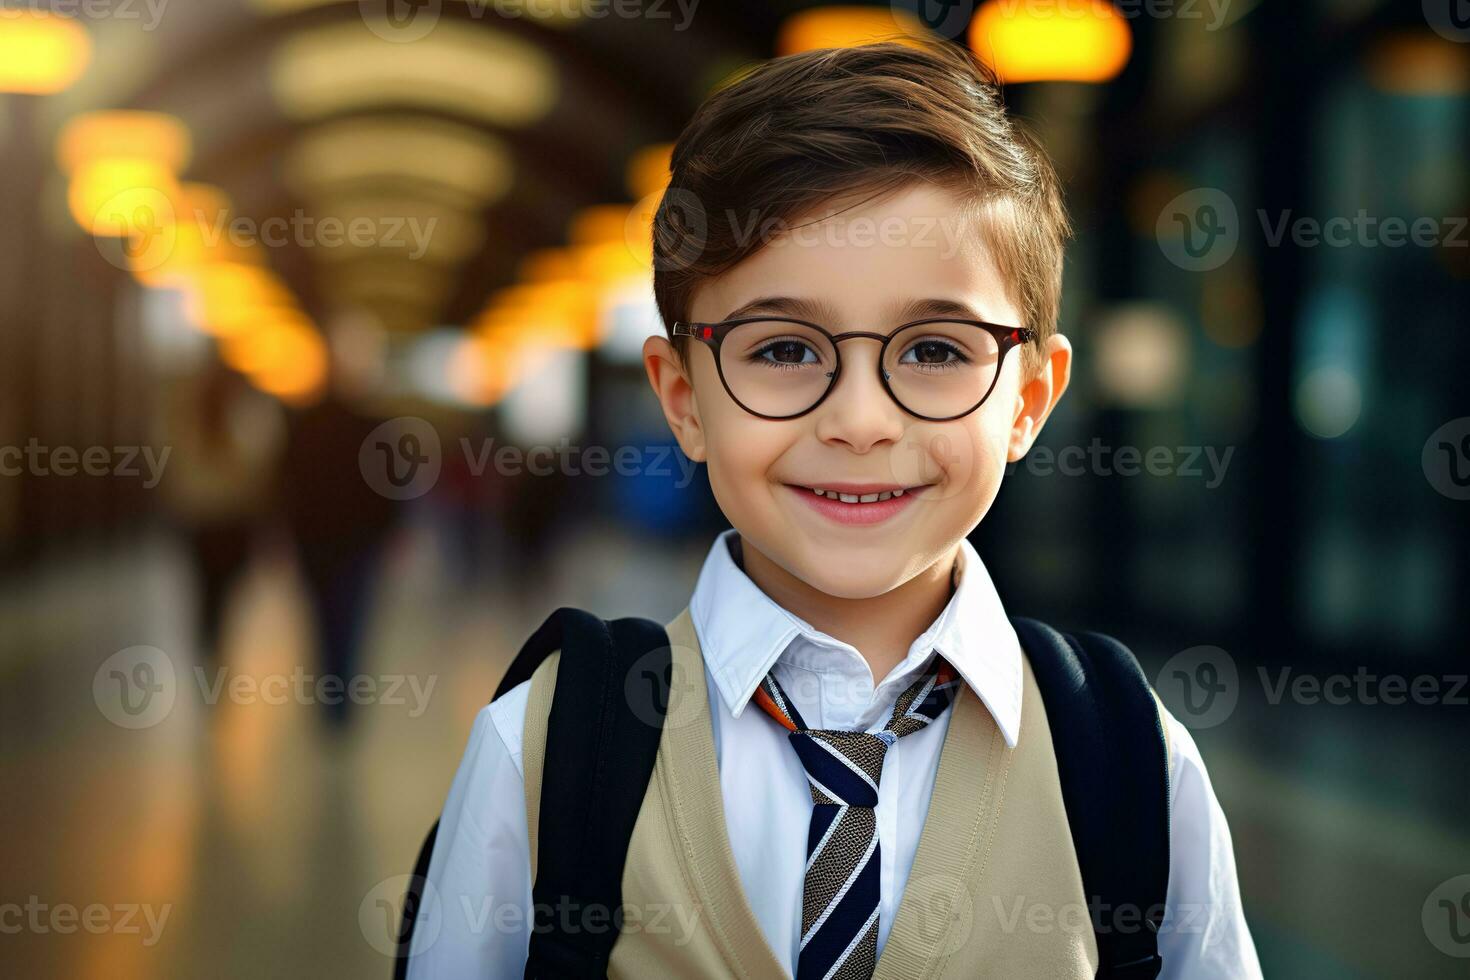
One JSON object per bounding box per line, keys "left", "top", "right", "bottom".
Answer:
{"left": 753, "top": 660, "right": 960, "bottom": 980}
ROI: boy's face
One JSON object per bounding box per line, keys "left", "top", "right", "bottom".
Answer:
{"left": 646, "top": 182, "right": 1070, "bottom": 599}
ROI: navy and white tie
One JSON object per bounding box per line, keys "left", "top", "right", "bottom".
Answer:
{"left": 753, "top": 661, "right": 960, "bottom": 980}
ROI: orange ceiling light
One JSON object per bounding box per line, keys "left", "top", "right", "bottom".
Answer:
{"left": 67, "top": 159, "right": 180, "bottom": 238}
{"left": 517, "top": 248, "right": 580, "bottom": 284}
{"left": 0, "top": 11, "right": 92, "bottom": 94}
{"left": 775, "top": 7, "right": 929, "bottom": 56}
{"left": 60, "top": 113, "right": 194, "bottom": 245}
{"left": 57, "top": 111, "right": 192, "bottom": 175}
{"left": 573, "top": 240, "right": 648, "bottom": 287}
{"left": 568, "top": 204, "right": 633, "bottom": 247}
{"left": 568, "top": 203, "right": 654, "bottom": 281}
{"left": 221, "top": 317, "right": 323, "bottom": 379}
{"left": 250, "top": 333, "right": 328, "bottom": 403}
{"left": 128, "top": 183, "right": 232, "bottom": 288}
{"left": 477, "top": 293, "right": 598, "bottom": 352}
{"left": 969, "top": 0, "right": 1131, "bottom": 84}
{"left": 485, "top": 280, "right": 596, "bottom": 332}
{"left": 186, "top": 262, "right": 299, "bottom": 337}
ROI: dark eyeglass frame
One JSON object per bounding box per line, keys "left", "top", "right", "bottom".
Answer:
{"left": 672, "top": 316, "right": 1036, "bottom": 422}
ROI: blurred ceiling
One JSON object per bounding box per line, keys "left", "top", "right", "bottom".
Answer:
{"left": 36, "top": 0, "right": 793, "bottom": 342}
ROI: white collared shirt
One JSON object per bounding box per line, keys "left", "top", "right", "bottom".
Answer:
{"left": 407, "top": 530, "right": 1262, "bottom": 979}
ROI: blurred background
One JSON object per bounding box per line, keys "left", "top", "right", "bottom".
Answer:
{"left": 1, "top": 0, "right": 1468, "bottom": 977}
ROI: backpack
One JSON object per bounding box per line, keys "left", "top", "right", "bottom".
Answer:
{"left": 393, "top": 608, "right": 1170, "bottom": 980}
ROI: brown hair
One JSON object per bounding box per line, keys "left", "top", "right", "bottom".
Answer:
{"left": 652, "top": 39, "right": 1070, "bottom": 375}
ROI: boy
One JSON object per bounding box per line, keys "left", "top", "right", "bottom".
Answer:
{"left": 408, "top": 40, "right": 1260, "bottom": 979}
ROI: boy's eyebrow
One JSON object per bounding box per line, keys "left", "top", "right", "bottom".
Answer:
{"left": 720, "top": 296, "right": 840, "bottom": 322}
{"left": 719, "top": 296, "right": 998, "bottom": 326}
{"left": 892, "top": 297, "right": 990, "bottom": 322}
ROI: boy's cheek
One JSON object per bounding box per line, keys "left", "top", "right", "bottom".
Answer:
{"left": 890, "top": 421, "right": 1007, "bottom": 506}
{"left": 701, "top": 423, "right": 789, "bottom": 509}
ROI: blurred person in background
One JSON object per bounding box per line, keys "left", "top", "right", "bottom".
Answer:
{"left": 160, "top": 360, "right": 284, "bottom": 663}
{"left": 281, "top": 319, "right": 400, "bottom": 727}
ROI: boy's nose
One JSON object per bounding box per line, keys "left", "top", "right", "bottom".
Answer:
{"left": 811, "top": 343, "right": 906, "bottom": 453}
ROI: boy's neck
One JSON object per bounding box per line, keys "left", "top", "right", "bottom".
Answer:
{"left": 734, "top": 535, "right": 959, "bottom": 685}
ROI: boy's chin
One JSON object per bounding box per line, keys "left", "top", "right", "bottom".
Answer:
{"left": 781, "top": 550, "right": 922, "bottom": 601}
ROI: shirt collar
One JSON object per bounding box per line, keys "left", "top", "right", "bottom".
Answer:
{"left": 688, "top": 529, "right": 1023, "bottom": 748}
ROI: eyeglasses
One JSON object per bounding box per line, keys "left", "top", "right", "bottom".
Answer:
{"left": 672, "top": 316, "right": 1034, "bottom": 421}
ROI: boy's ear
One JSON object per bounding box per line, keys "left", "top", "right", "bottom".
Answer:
{"left": 643, "top": 334, "right": 708, "bottom": 462}
{"left": 1008, "top": 333, "right": 1072, "bottom": 462}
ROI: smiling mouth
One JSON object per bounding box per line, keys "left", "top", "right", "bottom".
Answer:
{"left": 787, "top": 483, "right": 927, "bottom": 503}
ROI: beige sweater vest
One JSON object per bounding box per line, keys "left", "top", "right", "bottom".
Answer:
{"left": 523, "top": 608, "right": 1098, "bottom": 979}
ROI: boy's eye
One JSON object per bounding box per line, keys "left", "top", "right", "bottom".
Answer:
{"left": 756, "top": 339, "right": 819, "bottom": 365}
{"left": 899, "top": 339, "right": 966, "bottom": 366}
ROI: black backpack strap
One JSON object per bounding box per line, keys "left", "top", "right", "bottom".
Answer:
{"left": 523, "top": 608, "right": 671, "bottom": 979}
{"left": 393, "top": 820, "right": 439, "bottom": 980}
{"left": 392, "top": 607, "right": 671, "bottom": 980}
{"left": 1010, "top": 617, "right": 1171, "bottom": 980}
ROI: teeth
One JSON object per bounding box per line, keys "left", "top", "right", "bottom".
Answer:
{"left": 809, "top": 487, "right": 902, "bottom": 503}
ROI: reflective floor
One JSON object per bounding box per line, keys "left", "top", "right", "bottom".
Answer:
{"left": 2, "top": 524, "right": 1465, "bottom": 979}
